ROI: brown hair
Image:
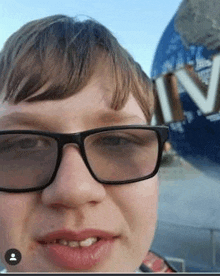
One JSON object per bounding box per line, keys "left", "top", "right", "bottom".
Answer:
{"left": 0, "top": 15, "right": 154, "bottom": 122}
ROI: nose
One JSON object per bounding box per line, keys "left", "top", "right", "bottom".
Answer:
{"left": 41, "top": 145, "right": 107, "bottom": 209}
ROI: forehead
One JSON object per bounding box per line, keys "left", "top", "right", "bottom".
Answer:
{"left": 0, "top": 73, "right": 146, "bottom": 132}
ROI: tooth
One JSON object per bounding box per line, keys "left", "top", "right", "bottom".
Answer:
{"left": 54, "top": 237, "right": 98, "bottom": 247}
{"left": 49, "top": 240, "right": 56, "bottom": 244}
{"left": 79, "top": 237, "right": 97, "bottom": 247}
{"left": 59, "top": 239, "right": 68, "bottom": 246}
{"left": 68, "top": 241, "right": 79, "bottom": 247}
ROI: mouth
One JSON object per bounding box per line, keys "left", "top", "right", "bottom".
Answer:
{"left": 38, "top": 236, "right": 101, "bottom": 248}
{"left": 37, "top": 228, "right": 117, "bottom": 245}
{"left": 37, "top": 229, "right": 118, "bottom": 270}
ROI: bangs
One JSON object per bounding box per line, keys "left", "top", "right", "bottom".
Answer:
{"left": 0, "top": 15, "right": 154, "bottom": 122}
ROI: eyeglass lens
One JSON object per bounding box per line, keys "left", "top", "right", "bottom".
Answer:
{"left": 85, "top": 129, "right": 158, "bottom": 182}
{"left": 0, "top": 129, "right": 159, "bottom": 189}
{"left": 0, "top": 134, "right": 58, "bottom": 189}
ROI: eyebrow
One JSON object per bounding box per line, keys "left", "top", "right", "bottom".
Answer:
{"left": 0, "top": 111, "right": 145, "bottom": 129}
{"left": 95, "top": 111, "right": 145, "bottom": 124}
{"left": 0, "top": 113, "right": 48, "bottom": 129}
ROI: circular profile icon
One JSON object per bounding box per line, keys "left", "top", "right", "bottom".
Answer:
{"left": 5, "top": 248, "right": 22, "bottom": 265}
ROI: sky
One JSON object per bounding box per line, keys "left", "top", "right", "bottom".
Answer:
{"left": 0, "top": 0, "right": 182, "bottom": 76}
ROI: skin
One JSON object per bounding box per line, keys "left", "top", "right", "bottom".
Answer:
{"left": 0, "top": 63, "right": 158, "bottom": 272}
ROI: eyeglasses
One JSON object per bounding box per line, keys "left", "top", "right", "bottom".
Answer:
{"left": 0, "top": 125, "right": 168, "bottom": 193}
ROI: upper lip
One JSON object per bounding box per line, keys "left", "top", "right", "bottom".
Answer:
{"left": 37, "top": 229, "right": 118, "bottom": 243}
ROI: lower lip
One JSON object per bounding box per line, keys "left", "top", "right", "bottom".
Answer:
{"left": 42, "top": 238, "right": 115, "bottom": 270}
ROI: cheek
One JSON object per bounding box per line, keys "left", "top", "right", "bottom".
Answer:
{"left": 0, "top": 194, "right": 35, "bottom": 252}
{"left": 116, "top": 177, "right": 158, "bottom": 229}
{"left": 108, "top": 176, "right": 158, "bottom": 250}
{"left": 108, "top": 176, "right": 159, "bottom": 269}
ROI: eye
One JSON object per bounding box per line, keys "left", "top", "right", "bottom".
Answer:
{"left": 0, "top": 135, "right": 52, "bottom": 153}
{"left": 96, "top": 136, "right": 132, "bottom": 146}
{"left": 16, "top": 138, "right": 41, "bottom": 149}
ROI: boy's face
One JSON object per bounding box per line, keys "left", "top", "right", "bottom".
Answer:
{"left": 0, "top": 66, "right": 158, "bottom": 272}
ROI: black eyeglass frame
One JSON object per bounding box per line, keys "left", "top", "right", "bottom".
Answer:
{"left": 0, "top": 125, "right": 169, "bottom": 193}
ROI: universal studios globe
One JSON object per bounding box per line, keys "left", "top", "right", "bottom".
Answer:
{"left": 151, "top": 0, "right": 220, "bottom": 179}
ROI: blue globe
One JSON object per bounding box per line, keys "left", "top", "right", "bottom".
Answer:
{"left": 151, "top": 3, "right": 220, "bottom": 179}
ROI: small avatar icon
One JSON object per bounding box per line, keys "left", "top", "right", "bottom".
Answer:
{"left": 9, "top": 253, "right": 17, "bottom": 261}
{"left": 5, "top": 249, "right": 22, "bottom": 265}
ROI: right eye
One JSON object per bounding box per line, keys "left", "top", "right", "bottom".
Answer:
{"left": 0, "top": 135, "right": 52, "bottom": 153}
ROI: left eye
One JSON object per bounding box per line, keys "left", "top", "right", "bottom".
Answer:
{"left": 95, "top": 136, "right": 132, "bottom": 146}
